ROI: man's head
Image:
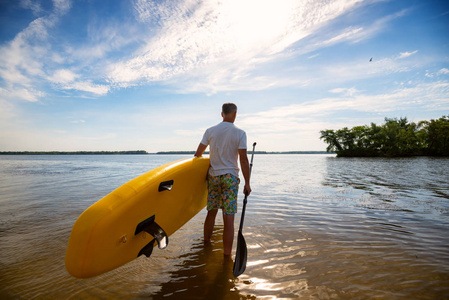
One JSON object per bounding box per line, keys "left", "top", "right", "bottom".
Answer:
{"left": 221, "top": 103, "right": 237, "bottom": 123}
{"left": 222, "top": 103, "right": 237, "bottom": 115}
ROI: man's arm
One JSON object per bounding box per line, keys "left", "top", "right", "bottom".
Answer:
{"left": 194, "top": 143, "right": 208, "bottom": 157}
{"left": 238, "top": 148, "right": 251, "bottom": 195}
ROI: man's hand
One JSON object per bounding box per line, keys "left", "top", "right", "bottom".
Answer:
{"left": 238, "top": 148, "right": 251, "bottom": 196}
{"left": 244, "top": 182, "right": 251, "bottom": 196}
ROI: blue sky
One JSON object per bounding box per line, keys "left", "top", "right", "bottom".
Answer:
{"left": 0, "top": 0, "right": 448, "bottom": 152}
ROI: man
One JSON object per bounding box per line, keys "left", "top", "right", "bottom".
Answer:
{"left": 194, "top": 103, "right": 251, "bottom": 257}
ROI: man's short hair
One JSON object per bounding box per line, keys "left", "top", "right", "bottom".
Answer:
{"left": 222, "top": 103, "right": 237, "bottom": 115}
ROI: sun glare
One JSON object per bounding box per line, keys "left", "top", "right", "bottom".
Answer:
{"left": 219, "top": 0, "right": 296, "bottom": 54}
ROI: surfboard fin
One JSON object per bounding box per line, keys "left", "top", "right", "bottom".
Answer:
{"left": 135, "top": 215, "right": 169, "bottom": 252}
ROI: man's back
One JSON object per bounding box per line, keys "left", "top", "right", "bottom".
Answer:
{"left": 201, "top": 122, "right": 246, "bottom": 177}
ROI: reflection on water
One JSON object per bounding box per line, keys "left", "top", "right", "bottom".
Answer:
{"left": 1, "top": 154, "right": 448, "bottom": 299}
{"left": 148, "top": 226, "right": 242, "bottom": 300}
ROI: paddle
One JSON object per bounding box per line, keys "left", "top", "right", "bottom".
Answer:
{"left": 233, "top": 142, "right": 256, "bottom": 277}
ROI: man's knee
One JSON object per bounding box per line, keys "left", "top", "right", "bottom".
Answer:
{"left": 207, "top": 209, "right": 219, "bottom": 218}
{"left": 222, "top": 214, "right": 235, "bottom": 225}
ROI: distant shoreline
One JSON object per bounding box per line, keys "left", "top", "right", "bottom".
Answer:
{"left": 0, "top": 150, "right": 332, "bottom": 155}
{"left": 155, "top": 151, "right": 332, "bottom": 155}
{"left": 0, "top": 151, "right": 149, "bottom": 155}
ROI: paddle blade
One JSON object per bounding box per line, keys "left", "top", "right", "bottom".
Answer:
{"left": 233, "top": 230, "right": 247, "bottom": 277}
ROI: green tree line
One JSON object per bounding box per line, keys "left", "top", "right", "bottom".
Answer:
{"left": 320, "top": 116, "right": 449, "bottom": 157}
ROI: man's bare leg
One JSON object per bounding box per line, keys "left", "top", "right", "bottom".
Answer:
{"left": 222, "top": 213, "right": 235, "bottom": 256}
{"left": 204, "top": 209, "right": 218, "bottom": 244}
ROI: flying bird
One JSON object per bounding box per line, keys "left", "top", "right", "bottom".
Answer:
{"left": 369, "top": 57, "right": 373, "bottom": 62}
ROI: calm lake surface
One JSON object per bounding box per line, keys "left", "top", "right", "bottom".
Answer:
{"left": 0, "top": 154, "right": 448, "bottom": 299}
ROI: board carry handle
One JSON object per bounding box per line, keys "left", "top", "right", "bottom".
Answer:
{"left": 135, "top": 215, "right": 168, "bottom": 253}
{"left": 158, "top": 180, "right": 174, "bottom": 192}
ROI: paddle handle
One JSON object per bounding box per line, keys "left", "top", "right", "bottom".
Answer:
{"left": 239, "top": 142, "right": 256, "bottom": 232}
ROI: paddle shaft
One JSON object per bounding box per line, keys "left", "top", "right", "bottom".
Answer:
{"left": 238, "top": 142, "right": 256, "bottom": 233}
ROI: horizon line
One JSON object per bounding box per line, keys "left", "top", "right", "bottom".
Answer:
{"left": 0, "top": 150, "right": 332, "bottom": 155}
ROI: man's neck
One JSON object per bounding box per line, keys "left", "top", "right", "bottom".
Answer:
{"left": 221, "top": 111, "right": 236, "bottom": 123}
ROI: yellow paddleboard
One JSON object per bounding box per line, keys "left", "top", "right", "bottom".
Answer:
{"left": 65, "top": 157, "right": 210, "bottom": 278}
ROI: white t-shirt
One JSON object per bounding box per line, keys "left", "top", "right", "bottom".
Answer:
{"left": 201, "top": 122, "right": 247, "bottom": 177}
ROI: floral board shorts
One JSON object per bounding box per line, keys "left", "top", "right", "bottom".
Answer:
{"left": 207, "top": 173, "right": 240, "bottom": 215}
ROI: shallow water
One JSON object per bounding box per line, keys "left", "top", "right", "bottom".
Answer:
{"left": 0, "top": 154, "right": 448, "bottom": 299}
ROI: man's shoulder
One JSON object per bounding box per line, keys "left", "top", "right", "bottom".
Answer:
{"left": 207, "top": 122, "right": 246, "bottom": 134}
{"left": 208, "top": 122, "right": 234, "bottom": 130}
{"left": 234, "top": 125, "right": 246, "bottom": 135}
{"left": 206, "top": 122, "right": 223, "bottom": 131}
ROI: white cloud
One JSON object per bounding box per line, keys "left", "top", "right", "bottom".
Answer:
{"left": 295, "top": 57, "right": 408, "bottom": 88}
{"left": 422, "top": 67, "right": 449, "bottom": 80}
{"left": 320, "top": 27, "right": 364, "bottom": 46}
{"left": 294, "top": 8, "right": 410, "bottom": 58}
{"left": 0, "top": 0, "right": 111, "bottom": 102}
{"left": 0, "top": 25, "right": 47, "bottom": 87}
{"left": 437, "top": 68, "right": 449, "bottom": 75}
{"left": 50, "top": 69, "right": 79, "bottom": 84}
{"left": 329, "top": 81, "right": 448, "bottom": 112}
{"left": 0, "top": 0, "right": 71, "bottom": 104}
{"left": 238, "top": 80, "right": 449, "bottom": 145}
{"left": 48, "top": 69, "right": 109, "bottom": 95}
{"left": 62, "top": 81, "right": 110, "bottom": 96}
{"left": 398, "top": 50, "right": 418, "bottom": 59}
{"left": 108, "top": 0, "right": 365, "bottom": 91}
{"left": 0, "top": 0, "right": 416, "bottom": 99}
{"left": 53, "top": 0, "right": 72, "bottom": 15}
{"left": 0, "top": 86, "right": 44, "bottom": 102}
{"left": 20, "top": 0, "right": 43, "bottom": 15}
{"left": 70, "top": 119, "right": 85, "bottom": 124}
{"left": 329, "top": 87, "right": 359, "bottom": 96}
